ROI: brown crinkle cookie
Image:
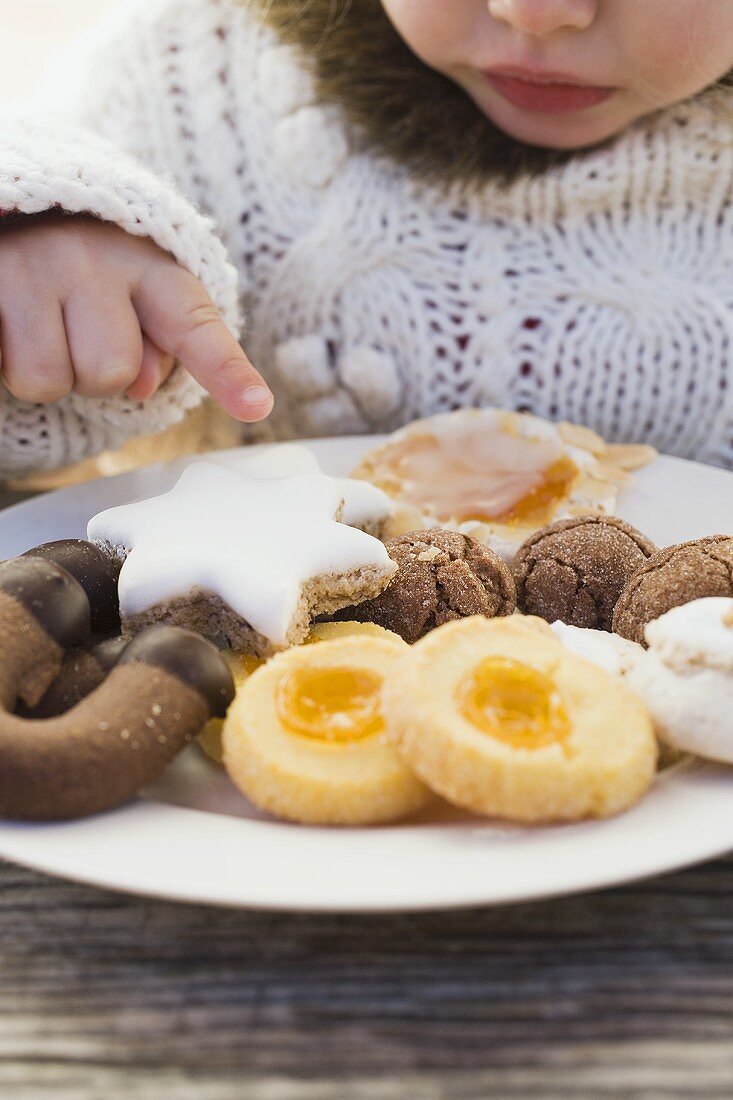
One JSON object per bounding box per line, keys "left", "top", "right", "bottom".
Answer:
{"left": 613, "top": 535, "right": 733, "bottom": 646}
{"left": 334, "top": 529, "right": 516, "bottom": 644}
{"left": 512, "top": 515, "right": 656, "bottom": 631}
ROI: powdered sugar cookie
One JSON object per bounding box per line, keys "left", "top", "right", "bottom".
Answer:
{"left": 626, "top": 598, "right": 733, "bottom": 763}
{"left": 512, "top": 515, "right": 655, "bottom": 629}
{"left": 613, "top": 536, "right": 733, "bottom": 646}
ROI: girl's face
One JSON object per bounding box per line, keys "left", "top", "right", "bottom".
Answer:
{"left": 380, "top": 0, "right": 733, "bottom": 149}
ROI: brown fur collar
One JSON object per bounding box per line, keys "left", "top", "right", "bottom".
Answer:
{"left": 247, "top": 0, "right": 580, "bottom": 191}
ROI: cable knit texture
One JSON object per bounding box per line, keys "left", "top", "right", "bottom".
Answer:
{"left": 0, "top": 0, "right": 732, "bottom": 472}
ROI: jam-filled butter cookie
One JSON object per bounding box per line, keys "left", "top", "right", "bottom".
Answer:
{"left": 382, "top": 616, "right": 656, "bottom": 823}
{"left": 222, "top": 635, "right": 430, "bottom": 825}
{"left": 198, "top": 622, "right": 405, "bottom": 764}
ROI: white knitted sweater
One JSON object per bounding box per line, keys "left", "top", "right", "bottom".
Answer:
{"left": 1, "top": 0, "right": 732, "bottom": 473}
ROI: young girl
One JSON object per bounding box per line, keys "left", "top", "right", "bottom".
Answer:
{"left": 0, "top": 0, "right": 731, "bottom": 476}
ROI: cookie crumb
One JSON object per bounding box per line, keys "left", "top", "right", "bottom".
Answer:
{"left": 417, "top": 546, "right": 442, "bottom": 562}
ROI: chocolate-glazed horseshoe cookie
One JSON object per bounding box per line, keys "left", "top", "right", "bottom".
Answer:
{"left": 0, "top": 553, "right": 235, "bottom": 821}
{"left": 23, "top": 539, "right": 121, "bottom": 635}
{"left": 16, "top": 637, "right": 127, "bottom": 719}
{"left": 11, "top": 540, "right": 123, "bottom": 717}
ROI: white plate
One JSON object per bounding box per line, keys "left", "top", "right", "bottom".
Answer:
{"left": 1, "top": 437, "right": 733, "bottom": 912}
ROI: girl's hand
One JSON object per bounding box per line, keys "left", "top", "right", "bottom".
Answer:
{"left": 0, "top": 212, "right": 273, "bottom": 419}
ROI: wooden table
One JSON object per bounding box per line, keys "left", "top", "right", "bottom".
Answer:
{"left": 2, "top": 489, "right": 733, "bottom": 1098}
{"left": 2, "top": 857, "right": 733, "bottom": 1098}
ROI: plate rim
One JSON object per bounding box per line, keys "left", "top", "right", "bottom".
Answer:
{"left": 1, "top": 757, "right": 731, "bottom": 913}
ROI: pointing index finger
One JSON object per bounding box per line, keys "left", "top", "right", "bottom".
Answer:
{"left": 132, "top": 263, "right": 273, "bottom": 421}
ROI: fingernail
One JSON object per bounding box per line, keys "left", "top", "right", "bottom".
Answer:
{"left": 243, "top": 384, "right": 274, "bottom": 407}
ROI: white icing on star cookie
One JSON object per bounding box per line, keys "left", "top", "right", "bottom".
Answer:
{"left": 210, "top": 444, "right": 395, "bottom": 533}
{"left": 338, "top": 478, "right": 396, "bottom": 532}
{"left": 214, "top": 442, "right": 320, "bottom": 479}
{"left": 88, "top": 462, "right": 396, "bottom": 650}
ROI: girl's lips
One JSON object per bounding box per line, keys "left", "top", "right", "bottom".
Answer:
{"left": 484, "top": 69, "right": 615, "bottom": 114}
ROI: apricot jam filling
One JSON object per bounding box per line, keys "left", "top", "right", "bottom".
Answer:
{"left": 458, "top": 657, "right": 570, "bottom": 750}
{"left": 235, "top": 654, "right": 264, "bottom": 679}
{"left": 276, "top": 666, "right": 384, "bottom": 743}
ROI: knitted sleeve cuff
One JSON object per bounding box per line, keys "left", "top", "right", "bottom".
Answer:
{"left": 0, "top": 112, "right": 242, "bottom": 474}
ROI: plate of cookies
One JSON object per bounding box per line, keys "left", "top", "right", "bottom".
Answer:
{"left": 1, "top": 407, "right": 733, "bottom": 911}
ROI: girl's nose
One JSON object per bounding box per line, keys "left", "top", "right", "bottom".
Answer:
{"left": 487, "top": 0, "right": 597, "bottom": 35}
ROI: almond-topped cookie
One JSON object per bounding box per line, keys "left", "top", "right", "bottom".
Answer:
{"left": 335, "top": 528, "right": 516, "bottom": 643}
{"left": 353, "top": 408, "right": 656, "bottom": 561}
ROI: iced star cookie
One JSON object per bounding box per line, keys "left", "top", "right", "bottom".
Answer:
{"left": 382, "top": 616, "right": 657, "bottom": 823}
{"left": 625, "top": 598, "right": 733, "bottom": 763}
{"left": 353, "top": 408, "right": 655, "bottom": 561}
{"left": 222, "top": 635, "right": 431, "bottom": 825}
{"left": 88, "top": 463, "right": 397, "bottom": 657}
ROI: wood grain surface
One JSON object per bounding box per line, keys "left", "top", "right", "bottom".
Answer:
{"left": 2, "top": 854, "right": 733, "bottom": 1098}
